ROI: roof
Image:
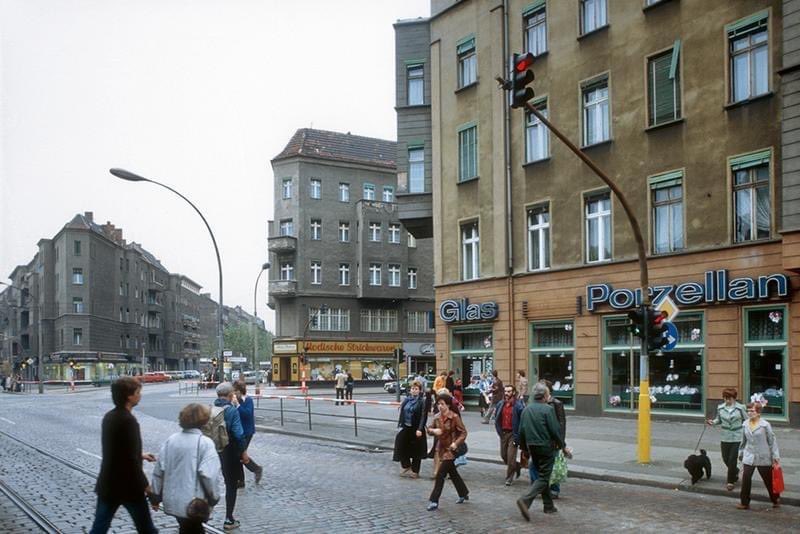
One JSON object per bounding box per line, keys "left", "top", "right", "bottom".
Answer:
{"left": 127, "top": 242, "right": 169, "bottom": 272}
{"left": 272, "top": 128, "right": 396, "bottom": 169}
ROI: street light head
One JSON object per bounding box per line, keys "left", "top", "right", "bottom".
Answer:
{"left": 262, "top": 262, "right": 271, "bottom": 270}
{"left": 109, "top": 168, "right": 149, "bottom": 182}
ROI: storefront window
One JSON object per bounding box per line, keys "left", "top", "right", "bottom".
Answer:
{"left": 530, "top": 321, "right": 574, "bottom": 406}
{"left": 603, "top": 313, "right": 704, "bottom": 413}
{"left": 744, "top": 306, "right": 786, "bottom": 417}
{"left": 451, "top": 326, "right": 493, "bottom": 397}
{"left": 307, "top": 357, "right": 396, "bottom": 381}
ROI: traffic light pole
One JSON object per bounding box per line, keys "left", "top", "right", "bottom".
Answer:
{"left": 515, "top": 97, "right": 654, "bottom": 463}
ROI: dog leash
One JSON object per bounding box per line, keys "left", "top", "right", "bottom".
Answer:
{"left": 693, "top": 421, "right": 708, "bottom": 453}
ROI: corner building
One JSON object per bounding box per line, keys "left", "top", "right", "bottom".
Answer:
{"left": 398, "top": 0, "right": 800, "bottom": 425}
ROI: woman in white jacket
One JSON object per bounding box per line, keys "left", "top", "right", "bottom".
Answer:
{"left": 151, "top": 404, "right": 221, "bottom": 533}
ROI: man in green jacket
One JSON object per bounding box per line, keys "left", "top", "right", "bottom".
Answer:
{"left": 516, "top": 382, "right": 570, "bottom": 520}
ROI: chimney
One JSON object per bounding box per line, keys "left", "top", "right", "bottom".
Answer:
{"left": 84, "top": 211, "right": 94, "bottom": 222}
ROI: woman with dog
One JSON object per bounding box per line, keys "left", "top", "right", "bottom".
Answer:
{"left": 736, "top": 402, "right": 780, "bottom": 509}
{"left": 706, "top": 387, "right": 747, "bottom": 491}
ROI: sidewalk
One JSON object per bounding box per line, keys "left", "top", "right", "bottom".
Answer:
{"left": 254, "top": 401, "right": 799, "bottom": 506}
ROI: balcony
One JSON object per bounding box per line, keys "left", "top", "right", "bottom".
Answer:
{"left": 396, "top": 191, "right": 433, "bottom": 239}
{"left": 268, "top": 236, "right": 297, "bottom": 254}
{"left": 269, "top": 280, "right": 297, "bottom": 298}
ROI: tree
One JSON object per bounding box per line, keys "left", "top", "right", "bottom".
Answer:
{"left": 223, "top": 322, "right": 274, "bottom": 367}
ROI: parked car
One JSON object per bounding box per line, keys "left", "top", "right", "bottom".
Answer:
{"left": 241, "top": 371, "right": 261, "bottom": 385}
{"left": 183, "top": 370, "right": 201, "bottom": 379}
{"left": 138, "top": 372, "right": 170, "bottom": 383}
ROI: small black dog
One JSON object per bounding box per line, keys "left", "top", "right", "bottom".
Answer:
{"left": 684, "top": 449, "right": 712, "bottom": 484}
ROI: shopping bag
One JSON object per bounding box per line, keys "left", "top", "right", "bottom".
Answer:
{"left": 772, "top": 465, "right": 785, "bottom": 495}
{"left": 454, "top": 454, "right": 467, "bottom": 467}
{"left": 549, "top": 451, "right": 568, "bottom": 486}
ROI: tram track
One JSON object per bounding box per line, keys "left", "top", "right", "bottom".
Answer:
{"left": 0, "top": 428, "right": 225, "bottom": 534}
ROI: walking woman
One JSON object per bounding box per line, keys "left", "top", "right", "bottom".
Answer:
{"left": 707, "top": 387, "right": 747, "bottom": 491}
{"left": 393, "top": 381, "right": 428, "bottom": 479}
{"left": 737, "top": 402, "right": 781, "bottom": 509}
{"left": 426, "top": 389, "right": 469, "bottom": 511}
{"left": 151, "top": 404, "right": 221, "bottom": 533}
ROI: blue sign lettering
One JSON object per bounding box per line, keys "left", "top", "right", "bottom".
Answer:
{"left": 439, "top": 298, "right": 499, "bottom": 323}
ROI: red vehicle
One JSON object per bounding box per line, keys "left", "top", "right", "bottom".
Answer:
{"left": 137, "top": 372, "right": 170, "bottom": 383}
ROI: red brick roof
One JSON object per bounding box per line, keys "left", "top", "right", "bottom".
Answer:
{"left": 272, "top": 128, "right": 396, "bottom": 169}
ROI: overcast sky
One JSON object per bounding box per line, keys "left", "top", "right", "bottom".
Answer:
{"left": 0, "top": 0, "right": 430, "bottom": 331}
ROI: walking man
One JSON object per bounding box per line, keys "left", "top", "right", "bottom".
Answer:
{"left": 89, "top": 377, "right": 158, "bottom": 534}
{"left": 516, "top": 383, "right": 571, "bottom": 521}
{"left": 482, "top": 369, "right": 503, "bottom": 424}
{"left": 214, "top": 382, "right": 251, "bottom": 530}
{"left": 495, "top": 385, "right": 525, "bottom": 486}
{"left": 530, "top": 379, "right": 567, "bottom": 498}
{"left": 233, "top": 382, "right": 264, "bottom": 485}
{"left": 334, "top": 369, "right": 347, "bottom": 406}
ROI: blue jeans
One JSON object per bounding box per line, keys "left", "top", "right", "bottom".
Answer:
{"left": 89, "top": 496, "right": 158, "bottom": 534}
{"left": 529, "top": 462, "right": 560, "bottom": 495}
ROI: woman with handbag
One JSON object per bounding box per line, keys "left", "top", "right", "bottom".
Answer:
{"left": 737, "top": 402, "right": 780, "bottom": 510}
{"left": 393, "top": 381, "right": 428, "bottom": 478}
{"left": 151, "top": 404, "right": 221, "bottom": 533}
{"left": 425, "top": 389, "right": 469, "bottom": 511}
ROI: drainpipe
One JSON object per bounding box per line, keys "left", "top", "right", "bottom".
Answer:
{"left": 501, "top": 0, "right": 516, "bottom": 386}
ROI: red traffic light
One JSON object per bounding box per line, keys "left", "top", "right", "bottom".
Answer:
{"left": 515, "top": 52, "right": 534, "bottom": 72}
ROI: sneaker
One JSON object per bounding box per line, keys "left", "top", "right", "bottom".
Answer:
{"left": 254, "top": 466, "right": 263, "bottom": 485}
{"left": 426, "top": 502, "right": 439, "bottom": 511}
{"left": 543, "top": 507, "right": 558, "bottom": 514}
{"left": 505, "top": 478, "right": 513, "bottom": 486}
{"left": 516, "top": 498, "right": 530, "bottom": 522}
{"left": 456, "top": 496, "right": 469, "bottom": 504}
{"left": 224, "top": 519, "right": 241, "bottom": 530}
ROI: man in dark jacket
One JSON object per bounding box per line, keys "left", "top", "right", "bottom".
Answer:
{"left": 516, "top": 383, "right": 570, "bottom": 521}
{"left": 495, "top": 385, "right": 525, "bottom": 486}
{"left": 215, "top": 382, "right": 251, "bottom": 530}
{"left": 89, "top": 377, "right": 158, "bottom": 534}
{"left": 543, "top": 379, "right": 566, "bottom": 497}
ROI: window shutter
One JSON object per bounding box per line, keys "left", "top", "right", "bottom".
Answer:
{"left": 456, "top": 36, "right": 475, "bottom": 55}
{"left": 649, "top": 170, "right": 683, "bottom": 189}
{"left": 522, "top": 0, "right": 546, "bottom": 17}
{"left": 730, "top": 150, "right": 771, "bottom": 171}
{"left": 725, "top": 10, "right": 768, "bottom": 37}
{"left": 652, "top": 52, "right": 676, "bottom": 125}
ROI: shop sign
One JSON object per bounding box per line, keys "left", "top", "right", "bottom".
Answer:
{"left": 402, "top": 342, "right": 436, "bottom": 356}
{"left": 273, "top": 342, "right": 297, "bottom": 354}
{"left": 586, "top": 269, "right": 789, "bottom": 312}
{"left": 303, "top": 341, "right": 401, "bottom": 354}
{"left": 439, "top": 298, "right": 499, "bottom": 323}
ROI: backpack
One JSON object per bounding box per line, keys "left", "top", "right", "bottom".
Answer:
{"left": 202, "top": 405, "right": 229, "bottom": 453}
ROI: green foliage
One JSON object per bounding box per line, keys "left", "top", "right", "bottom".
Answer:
{"left": 223, "top": 322, "right": 274, "bottom": 364}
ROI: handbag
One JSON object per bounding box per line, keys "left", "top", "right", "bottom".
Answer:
{"left": 186, "top": 436, "right": 211, "bottom": 522}
{"left": 549, "top": 451, "right": 568, "bottom": 486}
{"left": 772, "top": 465, "right": 785, "bottom": 495}
{"left": 454, "top": 441, "right": 468, "bottom": 458}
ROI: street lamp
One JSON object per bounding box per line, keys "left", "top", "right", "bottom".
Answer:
{"left": 109, "top": 168, "right": 225, "bottom": 379}
{"left": 252, "top": 262, "right": 270, "bottom": 385}
{"left": 0, "top": 281, "right": 44, "bottom": 394}
{"left": 300, "top": 304, "right": 328, "bottom": 394}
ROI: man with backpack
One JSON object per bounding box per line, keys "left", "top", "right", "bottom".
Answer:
{"left": 208, "top": 382, "right": 250, "bottom": 531}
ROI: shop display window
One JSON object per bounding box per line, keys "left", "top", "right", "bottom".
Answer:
{"left": 530, "top": 321, "right": 574, "bottom": 406}
{"left": 451, "top": 326, "right": 494, "bottom": 397}
{"left": 745, "top": 306, "right": 786, "bottom": 417}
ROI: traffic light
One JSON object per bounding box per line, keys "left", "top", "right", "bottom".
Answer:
{"left": 647, "top": 308, "right": 669, "bottom": 352}
{"left": 510, "top": 52, "right": 535, "bottom": 109}
{"left": 626, "top": 308, "right": 645, "bottom": 338}
{"left": 68, "top": 359, "right": 76, "bottom": 368}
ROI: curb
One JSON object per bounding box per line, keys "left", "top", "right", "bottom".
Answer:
{"left": 255, "top": 424, "right": 798, "bottom": 508}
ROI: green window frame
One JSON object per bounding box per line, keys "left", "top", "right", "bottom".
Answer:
{"left": 743, "top": 305, "right": 787, "bottom": 418}
{"left": 457, "top": 123, "right": 478, "bottom": 182}
{"left": 647, "top": 42, "right": 681, "bottom": 126}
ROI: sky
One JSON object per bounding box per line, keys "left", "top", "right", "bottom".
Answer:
{"left": 0, "top": 0, "right": 431, "bottom": 331}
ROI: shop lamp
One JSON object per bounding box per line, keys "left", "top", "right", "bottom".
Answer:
{"left": 759, "top": 348, "right": 765, "bottom": 357}
{"left": 559, "top": 353, "right": 565, "bottom": 358}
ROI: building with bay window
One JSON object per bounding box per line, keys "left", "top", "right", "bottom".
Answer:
{"left": 397, "top": 0, "right": 799, "bottom": 425}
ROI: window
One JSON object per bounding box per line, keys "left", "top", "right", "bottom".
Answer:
{"left": 73, "top": 328, "right": 82, "bottom": 345}
{"left": 363, "top": 183, "right": 376, "bottom": 200}
{"left": 72, "top": 268, "right": 84, "bottom": 285}
{"left": 279, "top": 219, "right": 294, "bottom": 236}
{"left": 309, "top": 178, "right": 321, "bottom": 199}
{"left": 310, "top": 219, "right": 322, "bottom": 240}
{"left": 72, "top": 297, "right": 84, "bottom": 313}
{"left": 408, "top": 147, "right": 425, "bottom": 193}
{"left": 338, "top": 221, "right": 350, "bottom": 242}
{"left": 360, "top": 309, "right": 398, "bottom": 333}
{"left": 407, "top": 268, "right": 418, "bottom": 289}
{"left": 119, "top": 283, "right": 124, "bottom": 296}
{"left": 282, "top": 178, "right": 292, "bottom": 199}
{"left": 408, "top": 233, "right": 417, "bottom": 248}
{"left": 310, "top": 307, "right": 350, "bottom": 332}
{"left": 524, "top": 3, "right": 547, "bottom": 56}
{"left": 530, "top": 321, "right": 575, "bottom": 406}
{"left": 728, "top": 12, "right": 769, "bottom": 103}
{"left": 648, "top": 45, "right": 681, "bottom": 126}
{"left": 582, "top": 78, "right": 610, "bottom": 146}
{"left": 339, "top": 182, "right": 350, "bottom": 202}
{"left": 407, "top": 64, "right": 424, "bottom": 105}
{"left": 369, "top": 263, "right": 381, "bottom": 286}
{"left": 457, "top": 36, "right": 477, "bottom": 87}
{"left": 388, "top": 224, "right": 401, "bottom": 244}
{"left": 528, "top": 204, "right": 551, "bottom": 270}
{"left": 279, "top": 262, "right": 294, "bottom": 281}
{"left": 126, "top": 308, "right": 130, "bottom": 322}
{"left": 74, "top": 240, "right": 81, "bottom": 256}
{"left": 408, "top": 311, "right": 434, "bottom": 334}
{"left": 119, "top": 307, "right": 124, "bottom": 321}
{"left": 732, "top": 151, "right": 771, "bottom": 242}
{"left": 586, "top": 193, "right": 612, "bottom": 262}
{"left": 369, "top": 222, "right": 381, "bottom": 242}
{"left": 650, "top": 171, "right": 684, "bottom": 253}
{"left": 310, "top": 261, "right": 322, "bottom": 285}
{"left": 525, "top": 100, "right": 549, "bottom": 162}
{"left": 382, "top": 186, "right": 394, "bottom": 203}
{"left": 339, "top": 263, "right": 350, "bottom": 286}
{"left": 120, "top": 258, "right": 124, "bottom": 270}
{"left": 580, "top": 0, "right": 607, "bottom": 35}
{"left": 388, "top": 264, "right": 401, "bottom": 287}
{"left": 744, "top": 306, "right": 787, "bottom": 417}
{"left": 461, "top": 222, "right": 480, "bottom": 280}
{"left": 458, "top": 125, "right": 478, "bottom": 182}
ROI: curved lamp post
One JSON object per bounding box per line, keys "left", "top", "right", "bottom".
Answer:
{"left": 109, "top": 168, "right": 224, "bottom": 378}
{"left": 253, "top": 262, "right": 270, "bottom": 384}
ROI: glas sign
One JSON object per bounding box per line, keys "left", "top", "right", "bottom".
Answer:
{"left": 586, "top": 269, "right": 789, "bottom": 311}
{"left": 439, "top": 298, "right": 499, "bottom": 323}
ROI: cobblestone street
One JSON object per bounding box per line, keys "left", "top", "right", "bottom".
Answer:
{"left": 1, "top": 385, "right": 798, "bottom": 533}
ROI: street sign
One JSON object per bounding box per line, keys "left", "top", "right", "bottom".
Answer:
{"left": 228, "top": 356, "right": 247, "bottom": 363}
{"left": 662, "top": 321, "right": 679, "bottom": 351}
{"left": 223, "top": 350, "right": 233, "bottom": 357}
{"left": 655, "top": 295, "right": 680, "bottom": 322}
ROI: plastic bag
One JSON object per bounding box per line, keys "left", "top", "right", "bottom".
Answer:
{"left": 549, "top": 451, "right": 568, "bottom": 485}
{"left": 454, "top": 454, "right": 467, "bottom": 467}
{"left": 772, "top": 465, "right": 785, "bottom": 495}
